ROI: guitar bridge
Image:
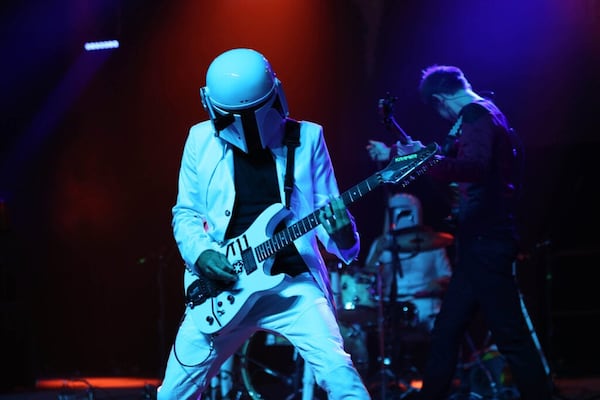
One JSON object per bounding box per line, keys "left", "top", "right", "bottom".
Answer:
{"left": 242, "top": 247, "right": 257, "bottom": 274}
{"left": 185, "top": 277, "right": 232, "bottom": 308}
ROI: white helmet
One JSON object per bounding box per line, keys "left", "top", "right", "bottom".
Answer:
{"left": 388, "top": 193, "right": 423, "bottom": 231}
{"left": 200, "top": 48, "right": 289, "bottom": 153}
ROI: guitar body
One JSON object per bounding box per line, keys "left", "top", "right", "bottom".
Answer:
{"left": 185, "top": 203, "right": 292, "bottom": 335}
{"left": 184, "top": 142, "right": 441, "bottom": 335}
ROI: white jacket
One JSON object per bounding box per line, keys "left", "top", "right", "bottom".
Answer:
{"left": 172, "top": 119, "right": 360, "bottom": 309}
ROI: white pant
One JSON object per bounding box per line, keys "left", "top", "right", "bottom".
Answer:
{"left": 158, "top": 273, "right": 370, "bottom": 399}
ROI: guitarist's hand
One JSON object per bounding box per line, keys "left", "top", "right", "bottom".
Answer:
{"left": 367, "top": 140, "right": 392, "bottom": 162}
{"left": 367, "top": 139, "right": 426, "bottom": 161}
{"left": 393, "top": 139, "right": 426, "bottom": 156}
{"left": 319, "top": 197, "right": 356, "bottom": 249}
{"left": 196, "top": 250, "right": 238, "bottom": 282}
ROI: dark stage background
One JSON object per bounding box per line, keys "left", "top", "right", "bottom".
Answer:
{"left": 1, "top": 0, "right": 599, "bottom": 392}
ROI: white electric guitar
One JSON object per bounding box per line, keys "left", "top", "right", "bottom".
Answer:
{"left": 184, "top": 142, "right": 441, "bottom": 334}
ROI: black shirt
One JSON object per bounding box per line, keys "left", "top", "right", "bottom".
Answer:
{"left": 226, "top": 147, "right": 308, "bottom": 276}
{"left": 431, "top": 100, "right": 521, "bottom": 240}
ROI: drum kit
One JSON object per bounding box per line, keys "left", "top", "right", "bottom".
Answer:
{"left": 232, "top": 225, "right": 455, "bottom": 400}
{"left": 212, "top": 224, "right": 518, "bottom": 400}
{"left": 338, "top": 225, "right": 454, "bottom": 400}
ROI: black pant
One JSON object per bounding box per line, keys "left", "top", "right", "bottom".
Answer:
{"left": 417, "top": 236, "right": 553, "bottom": 400}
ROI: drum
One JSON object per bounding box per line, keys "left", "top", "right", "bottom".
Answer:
{"left": 467, "top": 348, "right": 519, "bottom": 399}
{"left": 338, "top": 271, "right": 377, "bottom": 325}
{"left": 392, "top": 301, "right": 419, "bottom": 329}
{"left": 240, "top": 327, "right": 371, "bottom": 399}
{"left": 240, "top": 331, "right": 309, "bottom": 400}
{"left": 339, "top": 322, "right": 370, "bottom": 378}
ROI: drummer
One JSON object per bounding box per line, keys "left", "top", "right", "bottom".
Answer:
{"left": 365, "top": 193, "right": 453, "bottom": 333}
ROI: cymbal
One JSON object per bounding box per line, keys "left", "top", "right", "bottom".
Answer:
{"left": 392, "top": 224, "right": 446, "bottom": 235}
{"left": 364, "top": 227, "right": 454, "bottom": 271}
{"left": 389, "top": 225, "right": 454, "bottom": 252}
{"left": 392, "top": 231, "right": 454, "bottom": 252}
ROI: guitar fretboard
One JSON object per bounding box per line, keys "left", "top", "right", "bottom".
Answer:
{"left": 253, "top": 143, "right": 440, "bottom": 263}
{"left": 254, "top": 174, "right": 383, "bottom": 262}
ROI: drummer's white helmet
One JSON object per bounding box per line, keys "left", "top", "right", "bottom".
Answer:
{"left": 200, "top": 48, "right": 289, "bottom": 153}
{"left": 388, "top": 193, "right": 423, "bottom": 231}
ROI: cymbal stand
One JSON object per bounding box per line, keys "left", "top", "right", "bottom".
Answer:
{"left": 373, "top": 262, "right": 396, "bottom": 400}
{"left": 369, "top": 126, "right": 409, "bottom": 397}
{"left": 372, "top": 246, "right": 418, "bottom": 400}
{"left": 387, "top": 238, "right": 421, "bottom": 391}
{"left": 513, "top": 260, "right": 551, "bottom": 378}
{"left": 368, "top": 147, "right": 398, "bottom": 399}
{"left": 238, "top": 345, "right": 305, "bottom": 400}
{"left": 465, "top": 331, "right": 499, "bottom": 399}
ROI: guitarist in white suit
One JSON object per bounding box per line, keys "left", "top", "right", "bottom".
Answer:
{"left": 158, "top": 48, "right": 371, "bottom": 399}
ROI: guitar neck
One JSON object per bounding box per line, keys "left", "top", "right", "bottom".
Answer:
{"left": 254, "top": 174, "right": 381, "bottom": 262}
{"left": 254, "top": 142, "right": 440, "bottom": 263}
{"left": 379, "top": 96, "right": 412, "bottom": 145}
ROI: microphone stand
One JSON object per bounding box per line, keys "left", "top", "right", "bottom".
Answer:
{"left": 371, "top": 177, "right": 414, "bottom": 400}
{"left": 371, "top": 165, "right": 394, "bottom": 400}
{"left": 372, "top": 94, "right": 413, "bottom": 399}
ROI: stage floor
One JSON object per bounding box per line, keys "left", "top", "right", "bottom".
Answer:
{"left": 0, "top": 375, "right": 599, "bottom": 400}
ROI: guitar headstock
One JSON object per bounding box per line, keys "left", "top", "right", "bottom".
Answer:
{"left": 379, "top": 142, "right": 440, "bottom": 184}
{"left": 377, "top": 92, "right": 411, "bottom": 145}
{"left": 378, "top": 93, "right": 398, "bottom": 128}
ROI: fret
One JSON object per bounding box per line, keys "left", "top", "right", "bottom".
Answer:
{"left": 255, "top": 245, "right": 266, "bottom": 261}
{"left": 272, "top": 233, "right": 282, "bottom": 250}
{"left": 265, "top": 239, "right": 274, "bottom": 256}
{"left": 280, "top": 229, "right": 291, "bottom": 246}
{"left": 307, "top": 213, "right": 318, "bottom": 229}
{"left": 291, "top": 224, "right": 301, "bottom": 239}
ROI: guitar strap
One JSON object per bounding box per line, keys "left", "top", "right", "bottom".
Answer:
{"left": 283, "top": 118, "right": 301, "bottom": 209}
{"left": 441, "top": 115, "right": 463, "bottom": 156}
